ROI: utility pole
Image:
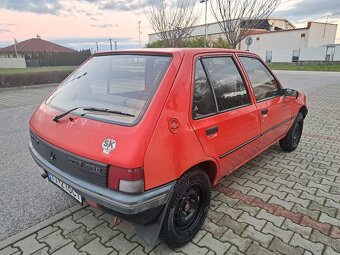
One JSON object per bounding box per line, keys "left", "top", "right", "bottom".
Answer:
{"left": 109, "top": 39, "right": 113, "bottom": 51}
{"left": 96, "top": 42, "right": 99, "bottom": 52}
{"left": 114, "top": 41, "right": 117, "bottom": 50}
{"left": 323, "top": 15, "right": 329, "bottom": 39}
{"left": 200, "top": 0, "right": 208, "bottom": 47}
{"left": 138, "top": 20, "right": 142, "bottom": 48}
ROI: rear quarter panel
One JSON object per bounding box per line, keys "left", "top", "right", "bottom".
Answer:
{"left": 144, "top": 52, "right": 217, "bottom": 190}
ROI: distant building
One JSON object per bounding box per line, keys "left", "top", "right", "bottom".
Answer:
{"left": 0, "top": 36, "right": 75, "bottom": 59}
{"left": 242, "top": 21, "right": 338, "bottom": 62}
{"left": 148, "top": 19, "right": 339, "bottom": 63}
{"left": 148, "top": 18, "right": 296, "bottom": 43}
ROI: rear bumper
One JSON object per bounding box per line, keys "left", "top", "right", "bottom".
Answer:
{"left": 29, "top": 142, "right": 175, "bottom": 223}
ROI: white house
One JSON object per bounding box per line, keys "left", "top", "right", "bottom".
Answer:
{"left": 148, "top": 19, "right": 339, "bottom": 62}
{"left": 240, "top": 21, "right": 338, "bottom": 62}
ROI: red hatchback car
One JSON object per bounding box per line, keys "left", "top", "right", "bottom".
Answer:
{"left": 29, "top": 48, "right": 307, "bottom": 248}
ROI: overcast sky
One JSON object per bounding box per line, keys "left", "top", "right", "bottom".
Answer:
{"left": 0, "top": 0, "right": 339, "bottom": 51}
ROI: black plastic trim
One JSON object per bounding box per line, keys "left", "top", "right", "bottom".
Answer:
{"left": 219, "top": 115, "right": 296, "bottom": 159}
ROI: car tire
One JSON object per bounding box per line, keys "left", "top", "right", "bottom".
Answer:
{"left": 279, "top": 112, "right": 304, "bottom": 152}
{"left": 160, "top": 168, "right": 211, "bottom": 248}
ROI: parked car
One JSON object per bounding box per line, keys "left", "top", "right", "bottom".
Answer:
{"left": 29, "top": 48, "right": 307, "bottom": 248}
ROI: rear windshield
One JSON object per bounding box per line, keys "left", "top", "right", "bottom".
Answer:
{"left": 46, "top": 54, "right": 172, "bottom": 125}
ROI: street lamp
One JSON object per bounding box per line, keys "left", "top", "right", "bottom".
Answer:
{"left": 200, "top": 0, "right": 208, "bottom": 47}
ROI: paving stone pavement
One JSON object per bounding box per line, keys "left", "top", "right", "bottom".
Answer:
{"left": 0, "top": 82, "right": 339, "bottom": 254}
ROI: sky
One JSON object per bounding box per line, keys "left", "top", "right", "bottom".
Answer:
{"left": 0, "top": 0, "right": 339, "bottom": 51}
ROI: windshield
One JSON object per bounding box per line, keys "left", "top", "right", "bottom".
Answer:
{"left": 46, "top": 54, "right": 172, "bottom": 125}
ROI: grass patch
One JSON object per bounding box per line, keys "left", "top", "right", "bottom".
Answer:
{"left": 268, "top": 63, "right": 340, "bottom": 72}
{"left": 0, "top": 66, "right": 77, "bottom": 75}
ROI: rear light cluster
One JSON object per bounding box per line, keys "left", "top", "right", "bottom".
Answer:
{"left": 108, "top": 165, "right": 144, "bottom": 194}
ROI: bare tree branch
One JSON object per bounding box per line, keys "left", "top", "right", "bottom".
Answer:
{"left": 145, "top": 0, "right": 199, "bottom": 47}
{"left": 210, "top": 0, "right": 280, "bottom": 49}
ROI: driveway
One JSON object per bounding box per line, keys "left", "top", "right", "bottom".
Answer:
{"left": 0, "top": 71, "right": 339, "bottom": 254}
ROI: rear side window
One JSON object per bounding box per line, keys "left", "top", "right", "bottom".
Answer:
{"left": 192, "top": 61, "right": 217, "bottom": 119}
{"left": 239, "top": 57, "right": 280, "bottom": 101}
{"left": 201, "top": 57, "right": 250, "bottom": 112}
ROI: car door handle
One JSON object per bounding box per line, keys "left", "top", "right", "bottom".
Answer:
{"left": 206, "top": 126, "right": 218, "bottom": 136}
{"left": 261, "top": 109, "right": 269, "bottom": 115}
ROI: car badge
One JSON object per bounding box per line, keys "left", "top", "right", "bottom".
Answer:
{"left": 102, "top": 139, "right": 116, "bottom": 154}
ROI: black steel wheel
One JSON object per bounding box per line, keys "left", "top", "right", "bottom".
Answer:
{"left": 161, "top": 168, "right": 211, "bottom": 248}
{"left": 280, "top": 112, "right": 304, "bottom": 152}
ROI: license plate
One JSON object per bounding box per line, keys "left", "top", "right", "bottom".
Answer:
{"left": 48, "top": 173, "right": 83, "bottom": 204}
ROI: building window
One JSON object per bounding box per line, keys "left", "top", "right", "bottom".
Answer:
{"left": 256, "top": 37, "right": 260, "bottom": 41}
{"left": 301, "top": 33, "right": 306, "bottom": 38}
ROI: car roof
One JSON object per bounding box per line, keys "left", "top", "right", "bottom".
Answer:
{"left": 93, "top": 48, "right": 254, "bottom": 57}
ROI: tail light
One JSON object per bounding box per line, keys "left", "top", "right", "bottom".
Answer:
{"left": 108, "top": 165, "right": 144, "bottom": 194}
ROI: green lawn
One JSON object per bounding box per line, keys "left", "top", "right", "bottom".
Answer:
{"left": 0, "top": 66, "right": 77, "bottom": 75}
{"left": 268, "top": 63, "right": 340, "bottom": 72}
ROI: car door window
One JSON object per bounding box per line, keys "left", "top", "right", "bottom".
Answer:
{"left": 239, "top": 57, "right": 280, "bottom": 101}
{"left": 201, "top": 57, "right": 250, "bottom": 112}
{"left": 192, "top": 61, "right": 217, "bottom": 119}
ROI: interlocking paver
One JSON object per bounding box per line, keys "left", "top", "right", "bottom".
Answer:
{"left": 202, "top": 218, "right": 227, "bottom": 239}
{"left": 106, "top": 233, "right": 138, "bottom": 254}
{"left": 319, "top": 213, "right": 340, "bottom": 226}
{"left": 53, "top": 243, "right": 85, "bottom": 255}
{"left": 198, "top": 233, "right": 230, "bottom": 255}
{"left": 12, "top": 234, "right": 46, "bottom": 255}
{"left": 220, "top": 229, "right": 252, "bottom": 252}
{"left": 269, "top": 196, "right": 295, "bottom": 210}
{"left": 36, "top": 226, "right": 59, "bottom": 240}
{"left": 238, "top": 212, "right": 266, "bottom": 231}
{"left": 75, "top": 212, "right": 104, "bottom": 232}
{"left": 53, "top": 216, "right": 82, "bottom": 235}
{"left": 32, "top": 247, "right": 50, "bottom": 255}
{"left": 0, "top": 246, "right": 20, "bottom": 255}
{"left": 269, "top": 237, "right": 304, "bottom": 255}
{"left": 257, "top": 209, "right": 285, "bottom": 227}
{"left": 64, "top": 226, "right": 96, "bottom": 249}
{"left": 241, "top": 226, "right": 273, "bottom": 248}
{"left": 290, "top": 233, "right": 324, "bottom": 255}
{"left": 39, "top": 229, "right": 72, "bottom": 253}
{"left": 281, "top": 219, "right": 312, "bottom": 239}
{"left": 218, "top": 214, "right": 248, "bottom": 235}
{"left": 2, "top": 78, "right": 340, "bottom": 254}
{"left": 216, "top": 203, "right": 243, "bottom": 220}
{"left": 90, "top": 222, "right": 120, "bottom": 243}
{"left": 263, "top": 222, "right": 293, "bottom": 243}
{"left": 310, "top": 230, "right": 340, "bottom": 253}
{"left": 246, "top": 242, "right": 273, "bottom": 255}
{"left": 79, "top": 237, "right": 113, "bottom": 255}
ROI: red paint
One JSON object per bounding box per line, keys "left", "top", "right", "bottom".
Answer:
{"left": 29, "top": 48, "right": 307, "bottom": 192}
{"left": 301, "top": 216, "right": 331, "bottom": 235}
{"left": 330, "top": 227, "right": 340, "bottom": 239}
{"left": 274, "top": 206, "right": 303, "bottom": 224}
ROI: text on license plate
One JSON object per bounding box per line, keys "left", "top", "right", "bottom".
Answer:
{"left": 48, "top": 173, "right": 82, "bottom": 204}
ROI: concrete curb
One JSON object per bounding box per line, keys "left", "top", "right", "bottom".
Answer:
{"left": 0, "top": 83, "right": 59, "bottom": 92}
{"left": 0, "top": 204, "right": 86, "bottom": 250}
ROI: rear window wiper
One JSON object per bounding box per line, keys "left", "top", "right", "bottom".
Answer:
{"left": 81, "top": 107, "right": 135, "bottom": 117}
{"left": 53, "top": 107, "right": 134, "bottom": 123}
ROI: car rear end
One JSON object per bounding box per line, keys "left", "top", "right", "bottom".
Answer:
{"left": 29, "top": 50, "right": 183, "bottom": 224}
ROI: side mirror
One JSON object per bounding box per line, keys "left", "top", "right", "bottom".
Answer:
{"left": 281, "top": 88, "right": 299, "bottom": 99}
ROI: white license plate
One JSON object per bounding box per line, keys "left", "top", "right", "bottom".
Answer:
{"left": 48, "top": 173, "right": 83, "bottom": 204}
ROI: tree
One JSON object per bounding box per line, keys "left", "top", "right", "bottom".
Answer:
{"left": 210, "top": 0, "right": 280, "bottom": 49}
{"left": 146, "top": 0, "right": 199, "bottom": 47}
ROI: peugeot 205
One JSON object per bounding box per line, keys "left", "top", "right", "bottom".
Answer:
{"left": 29, "top": 48, "right": 307, "bottom": 248}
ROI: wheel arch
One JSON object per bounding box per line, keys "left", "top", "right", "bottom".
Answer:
{"left": 299, "top": 105, "right": 308, "bottom": 119}
{"left": 187, "top": 160, "right": 219, "bottom": 187}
